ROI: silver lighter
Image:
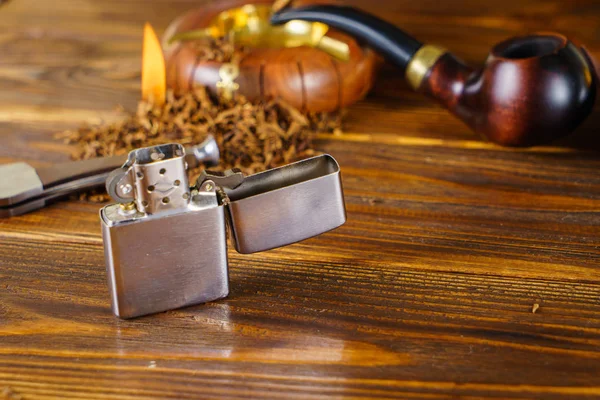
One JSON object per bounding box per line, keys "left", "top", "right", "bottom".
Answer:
{"left": 100, "top": 143, "right": 346, "bottom": 318}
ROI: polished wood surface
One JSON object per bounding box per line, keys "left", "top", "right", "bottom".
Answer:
{"left": 1, "top": 0, "right": 600, "bottom": 399}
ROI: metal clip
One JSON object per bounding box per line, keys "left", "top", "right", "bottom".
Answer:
{"left": 216, "top": 63, "right": 240, "bottom": 101}
{"left": 197, "top": 168, "right": 244, "bottom": 205}
{"left": 197, "top": 168, "right": 244, "bottom": 191}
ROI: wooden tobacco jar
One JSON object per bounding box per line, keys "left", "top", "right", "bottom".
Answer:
{"left": 162, "top": 0, "right": 378, "bottom": 113}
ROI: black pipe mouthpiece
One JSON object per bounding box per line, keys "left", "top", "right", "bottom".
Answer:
{"left": 270, "top": 4, "right": 423, "bottom": 70}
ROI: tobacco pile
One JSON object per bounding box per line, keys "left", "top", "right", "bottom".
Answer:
{"left": 56, "top": 88, "right": 343, "bottom": 202}
{"left": 190, "top": 36, "right": 250, "bottom": 64}
{"left": 58, "top": 0, "right": 343, "bottom": 203}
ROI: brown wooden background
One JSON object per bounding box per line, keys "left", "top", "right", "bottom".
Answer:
{"left": 1, "top": 0, "right": 600, "bottom": 399}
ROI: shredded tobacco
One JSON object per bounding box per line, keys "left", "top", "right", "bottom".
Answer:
{"left": 56, "top": 87, "right": 343, "bottom": 202}
{"left": 59, "top": 10, "right": 345, "bottom": 203}
{"left": 189, "top": 36, "right": 250, "bottom": 64}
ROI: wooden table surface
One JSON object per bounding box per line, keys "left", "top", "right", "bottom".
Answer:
{"left": 1, "top": 0, "right": 600, "bottom": 399}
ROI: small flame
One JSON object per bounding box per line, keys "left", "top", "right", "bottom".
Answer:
{"left": 142, "top": 22, "right": 166, "bottom": 106}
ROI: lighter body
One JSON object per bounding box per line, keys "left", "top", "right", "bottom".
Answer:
{"left": 100, "top": 143, "right": 346, "bottom": 319}
{"left": 101, "top": 195, "right": 228, "bottom": 318}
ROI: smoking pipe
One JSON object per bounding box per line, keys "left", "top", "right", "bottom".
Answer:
{"left": 271, "top": 5, "right": 597, "bottom": 146}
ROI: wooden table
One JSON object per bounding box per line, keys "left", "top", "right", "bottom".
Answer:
{"left": 1, "top": 0, "right": 599, "bottom": 398}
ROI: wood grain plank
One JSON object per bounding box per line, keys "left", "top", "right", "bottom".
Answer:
{"left": 1, "top": 0, "right": 600, "bottom": 398}
{"left": 2, "top": 238, "right": 600, "bottom": 398}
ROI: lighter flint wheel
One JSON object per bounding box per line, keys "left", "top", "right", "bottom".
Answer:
{"left": 106, "top": 168, "right": 130, "bottom": 203}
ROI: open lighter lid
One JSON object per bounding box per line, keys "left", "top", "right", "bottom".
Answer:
{"left": 223, "top": 154, "right": 346, "bottom": 254}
